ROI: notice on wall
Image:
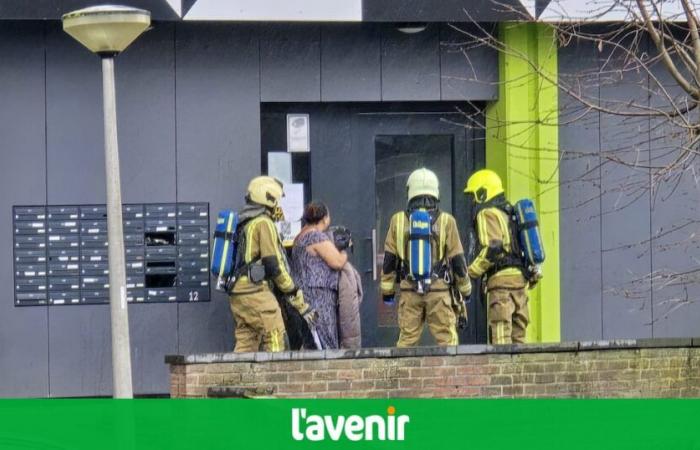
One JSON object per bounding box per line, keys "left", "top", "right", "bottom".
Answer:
{"left": 287, "top": 114, "right": 310, "bottom": 152}
{"left": 278, "top": 183, "right": 304, "bottom": 245}
{"left": 267, "top": 152, "right": 293, "bottom": 184}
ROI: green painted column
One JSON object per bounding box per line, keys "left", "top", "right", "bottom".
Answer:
{"left": 485, "top": 23, "right": 561, "bottom": 343}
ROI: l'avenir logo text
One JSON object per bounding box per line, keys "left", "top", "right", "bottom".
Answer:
{"left": 291, "top": 406, "right": 410, "bottom": 442}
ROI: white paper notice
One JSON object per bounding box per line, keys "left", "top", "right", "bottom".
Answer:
{"left": 278, "top": 183, "right": 304, "bottom": 244}
{"left": 267, "top": 152, "right": 293, "bottom": 184}
{"left": 287, "top": 114, "right": 310, "bottom": 152}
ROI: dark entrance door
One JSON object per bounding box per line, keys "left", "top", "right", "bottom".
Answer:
{"left": 339, "top": 112, "right": 484, "bottom": 347}
{"left": 267, "top": 104, "right": 487, "bottom": 347}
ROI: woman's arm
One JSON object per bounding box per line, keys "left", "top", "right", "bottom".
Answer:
{"left": 309, "top": 240, "right": 347, "bottom": 270}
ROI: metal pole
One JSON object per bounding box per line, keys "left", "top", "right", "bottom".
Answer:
{"left": 101, "top": 55, "right": 133, "bottom": 399}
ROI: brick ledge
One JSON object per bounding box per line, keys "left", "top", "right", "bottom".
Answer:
{"left": 165, "top": 338, "right": 700, "bottom": 365}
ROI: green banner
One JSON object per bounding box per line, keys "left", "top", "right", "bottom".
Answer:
{"left": 0, "top": 399, "right": 697, "bottom": 449}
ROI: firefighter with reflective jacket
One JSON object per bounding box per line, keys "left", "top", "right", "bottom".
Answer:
{"left": 381, "top": 168, "right": 472, "bottom": 347}
{"left": 229, "top": 176, "right": 315, "bottom": 352}
{"left": 464, "top": 169, "right": 533, "bottom": 345}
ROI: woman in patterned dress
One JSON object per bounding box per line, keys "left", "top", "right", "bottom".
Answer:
{"left": 291, "top": 202, "right": 348, "bottom": 349}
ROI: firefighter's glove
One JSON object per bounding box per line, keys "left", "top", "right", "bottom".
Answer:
{"left": 485, "top": 240, "right": 504, "bottom": 262}
{"left": 383, "top": 295, "right": 395, "bottom": 306}
{"left": 455, "top": 277, "right": 472, "bottom": 298}
{"left": 289, "top": 289, "right": 311, "bottom": 315}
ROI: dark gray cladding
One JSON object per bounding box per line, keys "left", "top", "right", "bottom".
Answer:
{"left": 362, "top": 0, "right": 530, "bottom": 22}
{"left": 0, "top": 0, "right": 180, "bottom": 20}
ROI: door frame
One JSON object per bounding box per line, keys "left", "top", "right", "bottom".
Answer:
{"left": 351, "top": 109, "right": 486, "bottom": 346}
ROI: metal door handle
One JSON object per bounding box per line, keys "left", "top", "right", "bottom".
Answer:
{"left": 371, "top": 228, "right": 377, "bottom": 281}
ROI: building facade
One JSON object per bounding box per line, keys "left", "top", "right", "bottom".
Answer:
{"left": 0, "top": 0, "right": 697, "bottom": 397}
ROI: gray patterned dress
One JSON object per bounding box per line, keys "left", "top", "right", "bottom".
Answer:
{"left": 291, "top": 230, "right": 340, "bottom": 349}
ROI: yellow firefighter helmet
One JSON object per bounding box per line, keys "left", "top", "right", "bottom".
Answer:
{"left": 464, "top": 169, "right": 504, "bottom": 203}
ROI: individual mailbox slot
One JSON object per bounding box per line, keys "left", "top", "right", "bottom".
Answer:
{"left": 145, "top": 204, "right": 177, "bottom": 219}
{"left": 146, "top": 287, "right": 177, "bottom": 302}
{"left": 14, "top": 206, "right": 47, "bottom": 220}
{"left": 126, "top": 260, "right": 145, "bottom": 272}
{"left": 178, "top": 287, "right": 209, "bottom": 303}
{"left": 81, "top": 290, "right": 109, "bottom": 304}
{"left": 177, "top": 224, "right": 208, "bottom": 235}
{"left": 15, "top": 235, "right": 47, "bottom": 249}
{"left": 80, "top": 234, "right": 108, "bottom": 248}
{"left": 47, "top": 206, "right": 79, "bottom": 220}
{"left": 127, "top": 289, "right": 145, "bottom": 303}
{"left": 49, "top": 291, "right": 80, "bottom": 305}
{"left": 81, "top": 262, "right": 109, "bottom": 276}
{"left": 16, "top": 292, "right": 48, "bottom": 306}
{"left": 48, "top": 247, "right": 80, "bottom": 257}
{"left": 47, "top": 234, "right": 79, "bottom": 248}
{"left": 145, "top": 262, "right": 177, "bottom": 275}
{"left": 122, "top": 204, "right": 144, "bottom": 219}
{"left": 80, "top": 220, "right": 107, "bottom": 235}
{"left": 146, "top": 246, "right": 177, "bottom": 259}
{"left": 81, "top": 248, "right": 109, "bottom": 263}
{"left": 122, "top": 220, "right": 144, "bottom": 232}
{"left": 177, "top": 203, "right": 209, "bottom": 219}
{"left": 15, "top": 249, "right": 47, "bottom": 264}
{"left": 177, "top": 226, "right": 208, "bottom": 237}
{"left": 178, "top": 218, "right": 209, "bottom": 226}
{"left": 80, "top": 206, "right": 107, "bottom": 220}
{"left": 145, "top": 219, "right": 176, "bottom": 233}
{"left": 15, "top": 263, "right": 47, "bottom": 278}
{"left": 178, "top": 258, "right": 209, "bottom": 273}
{"left": 178, "top": 272, "right": 210, "bottom": 288}
{"left": 124, "top": 233, "right": 145, "bottom": 246}
{"left": 48, "top": 276, "right": 80, "bottom": 291}
{"left": 125, "top": 248, "right": 145, "bottom": 261}
{"left": 178, "top": 246, "right": 209, "bottom": 260}
{"left": 177, "top": 233, "right": 209, "bottom": 245}
{"left": 48, "top": 261, "right": 80, "bottom": 277}
{"left": 178, "top": 230, "right": 209, "bottom": 240}
{"left": 16, "top": 277, "right": 48, "bottom": 292}
{"left": 125, "top": 276, "right": 145, "bottom": 290}
{"left": 47, "top": 220, "right": 80, "bottom": 234}
{"left": 14, "top": 221, "right": 47, "bottom": 235}
{"left": 81, "top": 275, "right": 110, "bottom": 289}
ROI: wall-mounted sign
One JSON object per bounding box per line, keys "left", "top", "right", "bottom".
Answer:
{"left": 278, "top": 183, "right": 304, "bottom": 245}
{"left": 267, "top": 152, "right": 293, "bottom": 184}
{"left": 287, "top": 114, "right": 310, "bottom": 153}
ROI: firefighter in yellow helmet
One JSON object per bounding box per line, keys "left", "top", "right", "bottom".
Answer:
{"left": 464, "top": 169, "right": 530, "bottom": 345}
{"left": 381, "top": 168, "right": 472, "bottom": 347}
{"left": 228, "top": 176, "right": 315, "bottom": 352}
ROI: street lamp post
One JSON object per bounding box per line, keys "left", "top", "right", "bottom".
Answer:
{"left": 62, "top": 5, "right": 151, "bottom": 399}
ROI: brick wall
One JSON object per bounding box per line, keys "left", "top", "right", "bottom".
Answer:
{"left": 166, "top": 339, "right": 700, "bottom": 398}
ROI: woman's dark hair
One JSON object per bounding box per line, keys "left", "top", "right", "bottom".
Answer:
{"left": 302, "top": 201, "right": 329, "bottom": 226}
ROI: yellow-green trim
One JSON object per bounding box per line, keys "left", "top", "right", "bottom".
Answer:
{"left": 485, "top": 23, "right": 561, "bottom": 343}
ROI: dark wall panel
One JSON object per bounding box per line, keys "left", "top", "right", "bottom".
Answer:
{"left": 45, "top": 22, "right": 113, "bottom": 397}
{"left": 439, "top": 24, "right": 498, "bottom": 101}
{"left": 0, "top": 22, "right": 50, "bottom": 397}
{"left": 261, "top": 25, "right": 321, "bottom": 102}
{"left": 558, "top": 41, "right": 603, "bottom": 341}
{"left": 115, "top": 23, "right": 178, "bottom": 394}
{"left": 321, "top": 25, "right": 381, "bottom": 102}
{"left": 647, "top": 63, "right": 700, "bottom": 338}
{"left": 381, "top": 25, "right": 441, "bottom": 101}
{"left": 176, "top": 24, "right": 261, "bottom": 354}
{"left": 598, "top": 47, "right": 653, "bottom": 339}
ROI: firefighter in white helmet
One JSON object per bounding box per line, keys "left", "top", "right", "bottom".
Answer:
{"left": 381, "top": 168, "right": 471, "bottom": 347}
